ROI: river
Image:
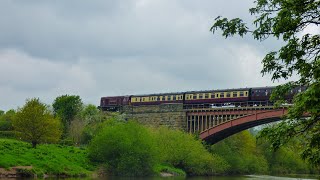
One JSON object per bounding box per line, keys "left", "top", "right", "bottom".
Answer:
{"left": 65, "top": 175, "right": 319, "bottom": 180}
{"left": 1, "top": 175, "right": 318, "bottom": 180}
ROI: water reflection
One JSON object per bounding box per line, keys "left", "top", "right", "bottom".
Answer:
{"left": 2, "top": 175, "right": 318, "bottom": 180}
{"left": 96, "top": 175, "right": 317, "bottom": 180}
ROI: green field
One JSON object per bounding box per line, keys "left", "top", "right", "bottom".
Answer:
{"left": 0, "top": 139, "right": 94, "bottom": 177}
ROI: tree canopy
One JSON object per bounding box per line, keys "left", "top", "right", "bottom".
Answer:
{"left": 13, "top": 98, "right": 62, "bottom": 148}
{"left": 52, "top": 95, "right": 83, "bottom": 134}
{"left": 210, "top": 0, "right": 319, "bottom": 166}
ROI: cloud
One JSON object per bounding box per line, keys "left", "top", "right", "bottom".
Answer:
{"left": 0, "top": 49, "right": 96, "bottom": 110}
{"left": 0, "top": 0, "right": 281, "bottom": 111}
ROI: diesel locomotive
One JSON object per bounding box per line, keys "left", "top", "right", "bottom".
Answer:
{"left": 99, "top": 86, "right": 305, "bottom": 111}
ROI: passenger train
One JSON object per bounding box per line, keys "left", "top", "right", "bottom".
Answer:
{"left": 99, "top": 86, "right": 305, "bottom": 111}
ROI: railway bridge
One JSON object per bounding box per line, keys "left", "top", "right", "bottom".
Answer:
{"left": 122, "top": 102, "right": 289, "bottom": 144}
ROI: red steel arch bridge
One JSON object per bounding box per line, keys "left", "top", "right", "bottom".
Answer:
{"left": 184, "top": 101, "right": 291, "bottom": 144}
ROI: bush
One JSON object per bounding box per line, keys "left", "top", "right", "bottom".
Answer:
{"left": 88, "top": 120, "right": 157, "bottom": 176}
{"left": 0, "top": 131, "right": 15, "bottom": 138}
{"left": 210, "top": 131, "right": 269, "bottom": 174}
{"left": 153, "top": 127, "right": 229, "bottom": 175}
{"left": 0, "top": 120, "right": 12, "bottom": 131}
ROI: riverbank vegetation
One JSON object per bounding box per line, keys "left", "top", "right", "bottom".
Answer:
{"left": 0, "top": 97, "right": 318, "bottom": 177}
{"left": 0, "top": 139, "right": 93, "bottom": 177}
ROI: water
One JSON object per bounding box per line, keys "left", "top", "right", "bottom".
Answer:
{"left": 74, "top": 175, "right": 318, "bottom": 180}
{"left": 2, "top": 175, "right": 318, "bottom": 180}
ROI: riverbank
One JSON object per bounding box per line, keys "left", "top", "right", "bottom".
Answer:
{"left": 0, "top": 139, "right": 94, "bottom": 178}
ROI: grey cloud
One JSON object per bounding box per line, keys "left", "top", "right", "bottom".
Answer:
{"left": 0, "top": 0, "right": 258, "bottom": 61}
{"left": 0, "top": 0, "right": 282, "bottom": 111}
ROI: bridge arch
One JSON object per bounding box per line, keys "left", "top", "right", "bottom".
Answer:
{"left": 198, "top": 108, "right": 288, "bottom": 144}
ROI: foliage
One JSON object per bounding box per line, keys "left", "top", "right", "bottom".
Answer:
{"left": 153, "top": 164, "right": 186, "bottom": 177}
{"left": 12, "top": 98, "right": 62, "bottom": 148}
{"left": 68, "top": 118, "right": 86, "bottom": 145}
{"left": 0, "top": 131, "right": 15, "bottom": 138}
{"left": 88, "top": 120, "right": 157, "bottom": 176}
{"left": 88, "top": 119, "right": 229, "bottom": 176}
{"left": 0, "top": 121, "right": 12, "bottom": 131}
{"left": 80, "top": 112, "right": 123, "bottom": 145}
{"left": 153, "top": 127, "right": 229, "bottom": 175}
{"left": 0, "top": 138, "right": 93, "bottom": 177}
{"left": 211, "top": 0, "right": 320, "bottom": 167}
{"left": 210, "top": 131, "right": 268, "bottom": 174}
{"left": 0, "top": 110, "right": 15, "bottom": 131}
{"left": 79, "top": 104, "right": 101, "bottom": 124}
{"left": 257, "top": 137, "right": 315, "bottom": 174}
{"left": 52, "top": 95, "right": 83, "bottom": 135}
{"left": 68, "top": 104, "right": 103, "bottom": 145}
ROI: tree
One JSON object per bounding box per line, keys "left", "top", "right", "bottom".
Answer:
{"left": 79, "top": 104, "right": 101, "bottom": 124}
{"left": 13, "top": 98, "right": 62, "bottom": 148}
{"left": 0, "top": 109, "right": 15, "bottom": 131}
{"left": 210, "top": 0, "right": 319, "bottom": 166}
{"left": 52, "top": 95, "right": 83, "bottom": 135}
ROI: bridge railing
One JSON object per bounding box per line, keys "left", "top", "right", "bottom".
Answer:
{"left": 183, "top": 101, "right": 292, "bottom": 110}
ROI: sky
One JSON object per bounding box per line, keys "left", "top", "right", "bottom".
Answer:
{"left": 0, "top": 0, "right": 297, "bottom": 111}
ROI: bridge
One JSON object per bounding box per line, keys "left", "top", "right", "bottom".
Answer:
{"left": 185, "top": 104, "right": 288, "bottom": 144}
{"left": 122, "top": 102, "right": 289, "bottom": 144}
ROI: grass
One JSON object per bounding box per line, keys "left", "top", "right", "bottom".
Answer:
{"left": 0, "top": 138, "right": 95, "bottom": 177}
{"left": 153, "top": 164, "right": 186, "bottom": 177}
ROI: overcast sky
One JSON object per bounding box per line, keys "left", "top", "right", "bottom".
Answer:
{"left": 0, "top": 0, "right": 296, "bottom": 111}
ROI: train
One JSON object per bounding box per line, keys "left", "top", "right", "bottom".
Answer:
{"left": 99, "top": 86, "right": 305, "bottom": 111}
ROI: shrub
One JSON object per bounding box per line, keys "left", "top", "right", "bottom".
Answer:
{"left": 0, "top": 121, "right": 12, "bottom": 131}
{"left": 153, "top": 127, "right": 229, "bottom": 175}
{"left": 88, "top": 120, "right": 157, "bottom": 176}
{"left": 0, "top": 131, "right": 15, "bottom": 138}
{"left": 210, "top": 131, "right": 269, "bottom": 174}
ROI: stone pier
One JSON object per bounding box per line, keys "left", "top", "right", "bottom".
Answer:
{"left": 122, "top": 103, "right": 187, "bottom": 131}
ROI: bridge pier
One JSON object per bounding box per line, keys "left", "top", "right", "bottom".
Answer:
{"left": 122, "top": 103, "right": 187, "bottom": 131}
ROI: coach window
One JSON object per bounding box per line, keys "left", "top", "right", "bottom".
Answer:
{"left": 220, "top": 93, "right": 224, "bottom": 98}
{"left": 233, "top": 92, "right": 237, "bottom": 97}
{"left": 168, "top": 96, "right": 171, "bottom": 101}
{"left": 211, "top": 94, "right": 215, "bottom": 98}
{"left": 173, "top": 96, "right": 176, "bottom": 100}
{"left": 199, "top": 94, "right": 203, "bottom": 99}
{"left": 226, "top": 93, "right": 231, "bottom": 97}
{"left": 205, "top": 93, "right": 209, "bottom": 99}
{"left": 240, "top": 92, "right": 244, "bottom": 97}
